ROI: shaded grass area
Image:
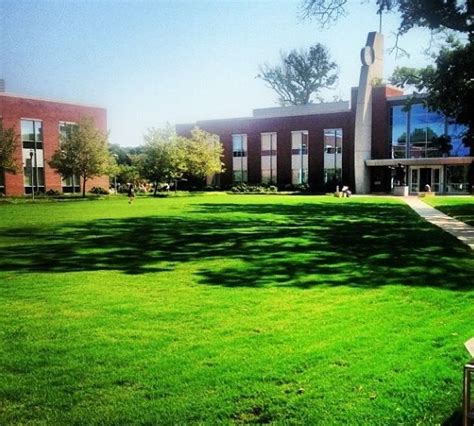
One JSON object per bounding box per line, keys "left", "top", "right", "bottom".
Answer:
{"left": 423, "top": 196, "right": 474, "bottom": 226}
{"left": 0, "top": 195, "right": 473, "bottom": 424}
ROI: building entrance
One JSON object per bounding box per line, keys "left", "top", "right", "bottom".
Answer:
{"left": 409, "top": 166, "right": 443, "bottom": 193}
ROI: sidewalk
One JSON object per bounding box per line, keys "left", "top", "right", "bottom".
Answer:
{"left": 402, "top": 196, "right": 474, "bottom": 250}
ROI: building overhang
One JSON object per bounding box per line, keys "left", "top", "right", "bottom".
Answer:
{"left": 366, "top": 157, "right": 474, "bottom": 167}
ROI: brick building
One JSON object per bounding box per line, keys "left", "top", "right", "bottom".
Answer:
{"left": 177, "top": 32, "right": 473, "bottom": 194}
{"left": 0, "top": 92, "right": 108, "bottom": 196}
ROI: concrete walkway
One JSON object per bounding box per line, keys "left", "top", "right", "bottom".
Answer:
{"left": 402, "top": 196, "right": 474, "bottom": 250}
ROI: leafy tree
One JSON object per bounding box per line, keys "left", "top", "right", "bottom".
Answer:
{"left": 109, "top": 143, "right": 132, "bottom": 166}
{"left": 117, "top": 164, "right": 143, "bottom": 187}
{"left": 49, "top": 117, "right": 109, "bottom": 197}
{"left": 183, "top": 128, "right": 224, "bottom": 182}
{"left": 0, "top": 121, "right": 19, "bottom": 174}
{"left": 257, "top": 43, "right": 338, "bottom": 105}
{"left": 138, "top": 126, "right": 187, "bottom": 195}
{"left": 300, "top": 1, "right": 473, "bottom": 37}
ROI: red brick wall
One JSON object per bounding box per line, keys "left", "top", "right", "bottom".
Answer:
{"left": 0, "top": 94, "right": 107, "bottom": 196}
{"left": 177, "top": 110, "right": 355, "bottom": 191}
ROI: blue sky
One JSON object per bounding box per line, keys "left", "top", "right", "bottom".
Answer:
{"left": 1, "top": 0, "right": 433, "bottom": 146}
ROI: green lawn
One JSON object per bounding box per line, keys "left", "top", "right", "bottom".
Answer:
{"left": 0, "top": 194, "right": 473, "bottom": 424}
{"left": 423, "top": 195, "right": 474, "bottom": 226}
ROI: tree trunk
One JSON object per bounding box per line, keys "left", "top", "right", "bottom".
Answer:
{"left": 153, "top": 180, "right": 158, "bottom": 196}
{"left": 82, "top": 176, "right": 87, "bottom": 198}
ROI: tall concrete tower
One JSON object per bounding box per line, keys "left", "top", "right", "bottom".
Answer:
{"left": 354, "top": 32, "right": 384, "bottom": 194}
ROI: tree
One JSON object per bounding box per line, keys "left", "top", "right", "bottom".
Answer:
{"left": 49, "top": 117, "right": 109, "bottom": 197}
{"left": 138, "top": 126, "right": 187, "bottom": 195}
{"left": 0, "top": 121, "right": 19, "bottom": 174}
{"left": 257, "top": 43, "right": 338, "bottom": 106}
{"left": 183, "top": 128, "right": 224, "bottom": 182}
{"left": 300, "top": 1, "right": 473, "bottom": 37}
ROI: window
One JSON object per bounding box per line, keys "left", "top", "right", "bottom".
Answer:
{"left": 291, "top": 131, "right": 308, "bottom": 184}
{"left": 59, "top": 122, "right": 81, "bottom": 192}
{"left": 409, "top": 104, "right": 444, "bottom": 158}
{"left": 448, "top": 122, "right": 469, "bottom": 157}
{"left": 59, "top": 121, "right": 77, "bottom": 140}
{"left": 21, "top": 119, "right": 43, "bottom": 149}
{"left": 324, "top": 129, "right": 343, "bottom": 186}
{"left": 390, "top": 106, "right": 408, "bottom": 159}
{"left": 390, "top": 103, "right": 469, "bottom": 159}
{"left": 232, "top": 134, "right": 247, "bottom": 183}
{"left": 261, "top": 132, "right": 277, "bottom": 184}
{"left": 21, "top": 120, "right": 45, "bottom": 193}
{"left": 0, "top": 168, "right": 4, "bottom": 195}
{"left": 446, "top": 165, "right": 470, "bottom": 193}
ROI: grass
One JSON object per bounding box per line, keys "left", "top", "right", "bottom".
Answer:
{"left": 0, "top": 194, "right": 473, "bottom": 424}
{"left": 422, "top": 195, "right": 474, "bottom": 226}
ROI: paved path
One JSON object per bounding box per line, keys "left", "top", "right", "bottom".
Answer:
{"left": 402, "top": 196, "right": 474, "bottom": 250}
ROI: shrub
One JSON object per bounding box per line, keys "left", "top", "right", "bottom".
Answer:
{"left": 89, "top": 186, "right": 109, "bottom": 195}
{"left": 230, "top": 184, "right": 278, "bottom": 193}
{"left": 45, "top": 189, "right": 61, "bottom": 197}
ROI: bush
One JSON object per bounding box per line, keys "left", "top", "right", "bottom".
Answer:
{"left": 293, "top": 183, "right": 311, "bottom": 192}
{"left": 45, "top": 189, "right": 61, "bottom": 197}
{"left": 89, "top": 186, "right": 109, "bottom": 195}
{"left": 230, "top": 183, "right": 278, "bottom": 193}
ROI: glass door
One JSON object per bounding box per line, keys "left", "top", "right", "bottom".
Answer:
{"left": 410, "top": 168, "right": 419, "bottom": 193}
{"left": 431, "top": 167, "right": 443, "bottom": 192}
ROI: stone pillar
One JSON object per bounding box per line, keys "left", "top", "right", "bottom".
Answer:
{"left": 354, "top": 32, "right": 384, "bottom": 194}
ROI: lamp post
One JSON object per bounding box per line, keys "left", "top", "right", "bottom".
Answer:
{"left": 464, "top": 360, "right": 474, "bottom": 426}
{"left": 29, "top": 150, "right": 34, "bottom": 201}
{"left": 113, "top": 154, "right": 118, "bottom": 194}
{"left": 464, "top": 338, "right": 474, "bottom": 426}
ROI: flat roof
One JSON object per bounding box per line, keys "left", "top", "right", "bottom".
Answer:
{"left": 252, "top": 101, "right": 350, "bottom": 118}
{"left": 386, "top": 93, "right": 427, "bottom": 103}
{"left": 0, "top": 92, "right": 105, "bottom": 110}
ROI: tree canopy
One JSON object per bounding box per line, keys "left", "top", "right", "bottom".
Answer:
{"left": 138, "top": 126, "right": 187, "bottom": 194}
{"left": 183, "top": 128, "right": 224, "bottom": 180}
{"left": 0, "top": 121, "right": 19, "bottom": 173}
{"left": 300, "top": 1, "right": 473, "bottom": 38}
{"left": 257, "top": 43, "right": 338, "bottom": 106}
{"left": 139, "top": 126, "right": 224, "bottom": 193}
{"left": 49, "top": 117, "right": 110, "bottom": 197}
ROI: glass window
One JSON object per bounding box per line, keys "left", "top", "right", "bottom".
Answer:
{"left": 324, "top": 129, "right": 343, "bottom": 186}
{"left": 21, "top": 120, "right": 35, "bottom": 142}
{"left": 0, "top": 169, "right": 4, "bottom": 194}
{"left": 446, "top": 165, "right": 469, "bottom": 193}
{"left": 448, "top": 122, "right": 469, "bottom": 157}
{"left": 59, "top": 122, "right": 77, "bottom": 140}
{"left": 232, "top": 134, "right": 247, "bottom": 183}
{"left": 232, "top": 170, "right": 247, "bottom": 183}
{"left": 21, "top": 120, "right": 43, "bottom": 149}
{"left": 409, "top": 104, "right": 444, "bottom": 158}
{"left": 390, "top": 106, "right": 408, "bottom": 159}
{"left": 23, "top": 166, "right": 45, "bottom": 192}
{"left": 291, "top": 131, "right": 308, "bottom": 184}
{"left": 232, "top": 134, "right": 247, "bottom": 157}
{"left": 391, "top": 103, "right": 470, "bottom": 159}
{"left": 261, "top": 133, "right": 277, "bottom": 184}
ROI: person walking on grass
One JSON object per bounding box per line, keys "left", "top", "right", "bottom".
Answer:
{"left": 127, "top": 183, "right": 135, "bottom": 204}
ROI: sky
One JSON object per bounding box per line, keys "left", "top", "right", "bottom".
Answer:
{"left": 1, "top": 0, "right": 434, "bottom": 147}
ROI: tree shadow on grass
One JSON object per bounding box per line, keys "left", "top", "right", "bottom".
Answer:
{"left": 0, "top": 201, "right": 472, "bottom": 290}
